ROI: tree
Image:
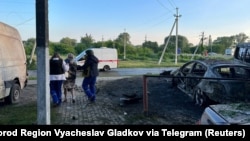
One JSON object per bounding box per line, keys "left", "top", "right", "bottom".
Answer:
{"left": 142, "top": 41, "right": 159, "bottom": 53}
{"left": 115, "top": 32, "right": 131, "bottom": 46}
{"left": 23, "top": 38, "right": 36, "bottom": 56}
{"left": 161, "top": 35, "right": 190, "bottom": 54}
{"left": 234, "top": 33, "right": 248, "bottom": 43}
{"left": 60, "top": 37, "right": 77, "bottom": 46}
{"left": 80, "top": 34, "right": 95, "bottom": 47}
{"left": 213, "top": 36, "right": 234, "bottom": 54}
{"left": 114, "top": 32, "right": 132, "bottom": 57}
{"left": 49, "top": 42, "right": 75, "bottom": 55}
{"left": 75, "top": 43, "right": 87, "bottom": 54}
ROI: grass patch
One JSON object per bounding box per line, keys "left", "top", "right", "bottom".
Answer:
{"left": 0, "top": 102, "right": 37, "bottom": 125}
{"left": 0, "top": 102, "right": 58, "bottom": 125}
{"left": 28, "top": 76, "right": 37, "bottom": 80}
{"left": 118, "top": 60, "right": 183, "bottom": 68}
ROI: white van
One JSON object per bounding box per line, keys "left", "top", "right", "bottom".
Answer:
{"left": 75, "top": 47, "right": 118, "bottom": 71}
{"left": 0, "top": 22, "right": 28, "bottom": 104}
{"left": 225, "top": 47, "right": 235, "bottom": 56}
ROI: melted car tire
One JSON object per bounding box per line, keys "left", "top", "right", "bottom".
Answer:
{"left": 193, "top": 87, "right": 207, "bottom": 107}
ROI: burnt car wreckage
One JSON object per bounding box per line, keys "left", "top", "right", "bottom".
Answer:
{"left": 196, "top": 43, "right": 250, "bottom": 125}
{"left": 169, "top": 59, "right": 250, "bottom": 107}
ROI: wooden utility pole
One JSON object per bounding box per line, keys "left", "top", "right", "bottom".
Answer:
{"left": 36, "top": 0, "right": 50, "bottom": 125}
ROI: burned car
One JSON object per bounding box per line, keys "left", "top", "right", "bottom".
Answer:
{"left": 171, "top": 59, "right": 250, "bottom": 106}
{"left": 197, "top": 103, "right": 250, "bottom": 125}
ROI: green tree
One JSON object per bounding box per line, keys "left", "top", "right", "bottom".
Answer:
{"left": 142, "top": 41, "right": 159, "bottom": 53}
{"left": 23, "top": 38, "right": 36, "bottom": 56}
{"left": 80, "top": 34, "right": 95, "bottom": 47}
{"left": 115, "top": 32, "right": 131, "bottom": 46}
{"left": 75, "top": 43, "right": 87, "bottom": 54}
{"left": 114, "top": 32, "right": 132, "bottom": 57}
{"left": 161, "top": 35, "right": 190, "bottom": 54}
{"left": 234, "top": 33, "right": 248, "bottom": 43}
{"left": 213, "top": 36, "right": 234, "bottom": 54}
{"left": 49, "top": 42, "right": 75, "bottom": 55}
{"left": 60, "top": 37, "right": 77, "bottom": 46}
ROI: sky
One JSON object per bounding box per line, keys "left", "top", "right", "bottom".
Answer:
{"left": 1, "top": 0, "right": 250, "bottom": 46}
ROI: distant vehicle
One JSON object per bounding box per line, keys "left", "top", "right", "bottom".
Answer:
{"left": 170, "top": 59, "right": 250, "bottom": 106}
{"left": 225, "top": 48, "right": 235, "bottom": 56}
{"left": 74, "top": 47, "right": 118, "bottom": 71}
{"left": 208, "top": 52, "right": 217, "bottom": 56}
{"left": 0, "top": 22, "right": 28, "bottom": 104}
{"left": 233, "top": 42, "right": 250, "bottom": 66}
{"left": 197, "top": 103, "right": 250, "bottom": 125}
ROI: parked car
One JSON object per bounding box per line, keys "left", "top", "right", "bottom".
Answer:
{"left": 170, "top": 59, "right": 250, "bottom": 106}
{"left": 197, "top": 103, "right": 250, "bottom": 125}
{"left": 208, "top": 52, "right": 217, "bottom": 56}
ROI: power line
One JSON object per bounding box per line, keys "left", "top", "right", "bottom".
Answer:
{"left": 156, "top": 0, "right": 173, "bottom": 14}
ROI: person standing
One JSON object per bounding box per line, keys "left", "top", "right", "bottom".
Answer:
{"left": 63, "top": 53, "right": 77, "bottom": 103}
{"left": 49, "top": 52, "right": 69, "bottom": 107}
{"left": 80, "top": 49, "right": 99, "bottom": 102}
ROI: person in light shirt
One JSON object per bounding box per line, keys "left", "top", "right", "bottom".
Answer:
{"left": 49, "top": 52, "right": 69, "bottom": 107}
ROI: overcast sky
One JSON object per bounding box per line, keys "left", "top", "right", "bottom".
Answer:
{"left": 1, "top": 0, "right": 250, "bottom": 45}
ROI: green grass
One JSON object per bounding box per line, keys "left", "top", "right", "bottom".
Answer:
{"left": 0, "top": 102, "right": 58, "bottom": 125}
{"left": 0, "top": 102, "right": 37, "bottom": 125}
{"left": 118, "top": 60, "right": 183, "bottom": 68}
{"left": 28, "top": 76, "right": 37, "bottom": 80}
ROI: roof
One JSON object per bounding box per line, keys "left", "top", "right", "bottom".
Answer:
{"left": 195, "top": 59, "right": 249, "bottom": 68}
{"left": 236, "top": 42, "right": 250, "bottom": 48}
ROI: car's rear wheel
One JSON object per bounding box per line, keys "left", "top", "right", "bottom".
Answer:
{"left": 5, "top": 83, "right": 21, "bottom": 104}
{"left": 193, "top": 87, "right": 207, "bottom": 107}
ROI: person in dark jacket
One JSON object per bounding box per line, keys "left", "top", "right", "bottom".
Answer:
{"left": 49, "top": 52, "right": 69, "bottom": 107}
{"left": 81, "top": 49, "right": 99, "bottom": 102}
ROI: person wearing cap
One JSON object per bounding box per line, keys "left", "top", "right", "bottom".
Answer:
{"left": 80, "top": 49, "right": 99, "bottom": 102}
{"left": 63, "top": 53, "right": 77, "bottom": 103}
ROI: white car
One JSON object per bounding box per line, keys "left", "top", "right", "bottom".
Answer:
{"left": 197, "top": 103, "right": 250, "bottom": 125}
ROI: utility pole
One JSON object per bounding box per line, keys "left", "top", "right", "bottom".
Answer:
{"left": 201, "top": 32, "right": 207, "bottom": 55}
{"left": 158, "top": 7, "right": 181, "bottom": 65}
{"left": 36, "top": 0, "right": 50, "bottom": 125}
{"left": 209, "top": 35, "right": 212, "bottom": 52}
{"left": 102, "top": 35, "right": 104, "bottom": 47}
{"left": 174, "top": 7, "right": 181, "bottom": 65}
{"left": 113, "top": 38, "right": 115, "bottom": 48}
{"left": 191, "top": 32, "right": 206, "bottom": 60}
{"left": 123, "top": 28, "right": 126, "bottom": 60}
{"left": 158, "top": 20, "right": 176, "bottom": 65}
